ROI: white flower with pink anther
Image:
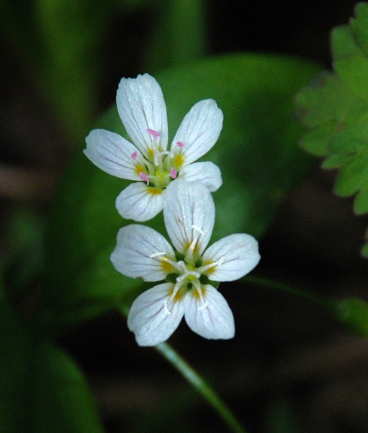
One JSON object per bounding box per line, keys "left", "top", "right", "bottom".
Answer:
{"left": 110, "top": 180, "right": 260, "bottom": 347}
{"left": 84, "top": 73, "right": 223, "bottom": 222}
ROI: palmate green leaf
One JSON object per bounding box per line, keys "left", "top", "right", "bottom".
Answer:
{"left": 42, "top": 54, "right": 318, "bottom": 327}
{"left": 0, "top": 287, "right": 104, "bottom": 433}
{"left": 351, "top": 2, "right": 368, "bottom": 56}
{"left": 332, "top": 24, "right": 368, "bottom": 101}
{"left": 296, "top": 2, "right": 368, "bottom": 255}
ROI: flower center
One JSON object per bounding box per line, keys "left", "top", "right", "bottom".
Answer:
{"left": 131, "top": 129, "right": 186, "bottom": 190}
{"left": 166, "top": 259, "right": 204, "bottom": 303}
{"left": 157, "top": 254, "right": 220, "bottom": 304}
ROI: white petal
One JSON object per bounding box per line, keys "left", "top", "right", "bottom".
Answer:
{"left": 110, "top": 224, "right": 175, "bottom": 282}
{"left": 163, "top": 180, "right": 215, "bottom": 255}
{"left": 128, "top": 283, "right": 185, "bottom": 346}
{"left": 84, "top": 129, "right": 142, "bottom": 180}
{"left": 179, "top": 161, "right": 222, "bottom": 192}
{"left": 184, "top": 285, "right": 235, "bottom": 340}
{"left": 171, "top": 99, "right": 223, "bottom": 165}
{"left": 116, "top": 182, "right": 164, "bottom": 222}
{"left": 116, "top": 74, "right": 168, "bottom": 156}
{"left": 202, "top": 234, "right": 260, "bottom": 282}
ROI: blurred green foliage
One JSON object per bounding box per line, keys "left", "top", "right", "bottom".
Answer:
{"left": 296, "top": 2, "right": 368, "bottom": 256}
{"left": 0, "top": 284, "right": 105, "bottom": 433}
{"left": 4, "top": 209, "right": 44, "bottom": 298}
{"left": 35, "top": 0, "right": 109, "bottom": 137}
{"left": 2, "top": 0, "right": 154, "bottom": 140}
{"left": 144, "top": 0, "right": 206, "bottom": 71}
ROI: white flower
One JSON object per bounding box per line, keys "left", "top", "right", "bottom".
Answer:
{"left": 111, "top": 180, "right": 260, "bottom": 346}
{"left": 84, "top": 73, "right": 223, "bottom": 222}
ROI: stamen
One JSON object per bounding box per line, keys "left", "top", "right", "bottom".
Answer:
{"left": 186, "top": 225, "right": 204, "bottom": 257}
{"left": 149, "top": 252, "right": 166, "bottom": 258}
{"left": 198, "top": 300, "right": 208, "bottom": 311}
{"left": 175, "top": 261, "right": 187, "bottom": 275}
{"left": 160, "top": 256, "right": 183, "bottom": 272}
{"left": 131, "top": 151, "right": 138, "bottom": 160}
{"left": 198, "top": 257, "right": 224, "bottom": 274}
{"left": 176, "top": 141, "right": 185, "bottom": 148}
{"left": 191, "top": 225, "right": 204, "bottom": 235}
{"left": 193, "top": 283, "right": 208, "bottom": 310}
{"left": 153, "top": 151, "right": 160, "bottom": 166}
{"left": 175, "top": 267, "right": 200, "bottom": 283}
{"left": 168, "top": 282, "right": 181, "bottom": 302}
{"left": 139, "top": 172, "right": 149, "bottom": 183}
{"left": 169, "top": 169, "right": 177, "bottom": 179}
{"left": 163, "top": 299, "right": 172, "bottom": 315}
{"left": 147, "top": 128, "right": 161, "bottom": 137}
{"left": 217, "top": 257, "right": 224, "bottom": 267}
{"left": 176, "top": 273, "right": 187, "bottom": 283}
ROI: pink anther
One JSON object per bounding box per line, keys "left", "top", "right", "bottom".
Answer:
{"left": 169, "top": 169, "right": 177, "bottom": 179}
{"left": 139, "top": 172, "right": 149, "bottom": 182}
{"left": 176, "top": 141, "right": 185, "bottom": 148}
{"left": 147, "top": 128, "right": 161, "bottom": 137}
{"left": 131, "top": 151, "right": 138, "bottom": 160}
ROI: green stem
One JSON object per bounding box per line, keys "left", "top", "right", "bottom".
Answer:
{"left": 242, "top": 275, "right": 331, "bottom": 308}
{"left": 156, "top": 342, "right": 249, "bottom": 433}
{"left": 242, "top": 275, "right": 368, "bottom": 336}
{"left": 119, "top": 304, "right": 249, "bottom": 432}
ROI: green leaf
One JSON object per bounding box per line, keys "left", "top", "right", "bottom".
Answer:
{"left": 332, "top": 24, "right": 368, "bottom": 101}
{"left": 334, "top": 153, "right": 368, "bottom": 196}
{"left": 296, "top": 4, "right": 368, "bottom": 255}
{"left": 42, "top": 54, "right": 318, "bottom": 327}
{"left": 295, "top": 73, "right": 365, "bottom": 128}
{"left": 299, "top": 124, "right": 335, "bottom": 157}
{"left": 321, "top": 151, "right": 355, "bottom": 169}
{"left": 354, "top": 187, "right": 368, "bottom": 214}
{"left": 350, "top": 3, "right": 368, "bottom": 57}
{"left": 0, "top": 287, "right": 105, "bottom": 433}
{"left": 333, "top": 297, "right": 368, "bottom": 336}
{"left": 361, "top": 241, "right": 368, "bottom": 258}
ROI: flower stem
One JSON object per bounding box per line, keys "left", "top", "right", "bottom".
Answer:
{"left": 242, "top": 275, "right": 368, "bottom": 336}
{"left": 242, "top": 275, "right": 331, "bottom": 307}
{"left": 155, "top": 342, "right": 249, "bottom": 433}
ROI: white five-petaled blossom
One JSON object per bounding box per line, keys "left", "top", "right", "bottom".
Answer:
{"left": 110, "top": 180, "right": 260, "bottom": 347}
{"left": 84, "top": 73, "right": 223, "bottom": 222}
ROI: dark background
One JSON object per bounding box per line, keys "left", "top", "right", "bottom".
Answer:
{"left": 2, "top": 1, "right": 368, "bottom": 432}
